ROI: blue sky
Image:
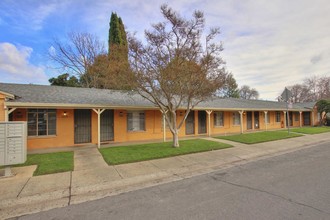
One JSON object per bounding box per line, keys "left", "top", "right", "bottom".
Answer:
{"left": 0, "top": 0, "right": 329, "bottom": 100}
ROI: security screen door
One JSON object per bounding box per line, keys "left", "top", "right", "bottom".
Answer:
{"left": 254, "top": 112, "right": 260, "bottom": 129}
{"left": 198, "top": 111, "right": 207, "bottom": 134}
{"left": 247, "top": 112, "right": 252, "bottom": 130}
{"left": 74, "top": 109, "right": 91, "bottom": 144}
{"left": 185, "top": 111, "right": 195, "bottom": 135}
{"left": 100, "top": 110, "right": 114, "bottom": 142}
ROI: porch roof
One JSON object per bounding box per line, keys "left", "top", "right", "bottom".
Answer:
{"left": 0, "top": 83, "right": 155, "bottom": 109}
{"left": 198, "top": 98, "right": 315, "bottom": 111}
{"left": 0, "top": 83, "right": 315, "bottom": 111}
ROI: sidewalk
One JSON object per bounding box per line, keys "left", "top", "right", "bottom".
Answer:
{"left": 1, "top": 133, "right": 329, "bottom": 219}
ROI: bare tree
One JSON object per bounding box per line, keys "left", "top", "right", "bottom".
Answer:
{"left": 128, "top": 4, "right": 227, "bottom": 147}
{"left": 49, "top": 32, "right": 106, "bottom": 88}
{"left": 318, "top": 76, "right": 330, "bottom": 100}
{"left": 286, "top": 75, "right": 330, "bottom": 102}
{"left": 239, "top": 85, "right": 259, "bottom": 100}
{"left": 304, "top": 75, "right": 319, "bottom": 101}
{"left": 288, "top": 84, "right": 310, "bottom": 103}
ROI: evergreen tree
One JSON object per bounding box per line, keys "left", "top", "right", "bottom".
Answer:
{"left": 109, "top": 13, "right": 122, "bottom": 50}
{"left": 105, "top": 12, "right": 132, "bottom": 90}
{"left": 49, "top": 73, "right": 80, "bottom": 87}
{"left": 217, "top": 73, "right": 239, "bottom": 98}
{"left": 118, "top": 17, "right": 128, "bottom": 60}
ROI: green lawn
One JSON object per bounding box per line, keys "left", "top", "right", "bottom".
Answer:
{"left": 290, "top": 126, "right": 330, "bottom": 134}
{"left": 216, "top": 131, "right": 302, "bottom": 144}
{"left": 15, "top": 151, "right": 74, "bottom": 176}
{"left": 99, "top": 139, "right": 232, "bottom": 165}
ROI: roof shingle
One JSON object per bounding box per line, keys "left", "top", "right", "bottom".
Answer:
{"left": 0, "top": 83, "right": 315, "bottom": 111}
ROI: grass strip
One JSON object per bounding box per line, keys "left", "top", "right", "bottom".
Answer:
{"left": 216, "top": 131, "right": 302, "bottom": 144}
{"left": 14, "top": 151, "right": 74, "bottom": 176}
{"left": 100, "top": 139, "right": 232, "bottom": 165}
{"left": 290, "top": 126, "right": 330, "bottom": 134}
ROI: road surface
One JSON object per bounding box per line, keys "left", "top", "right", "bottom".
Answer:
{"left": 16, "top": 142, "right": 330, "bottom": 220}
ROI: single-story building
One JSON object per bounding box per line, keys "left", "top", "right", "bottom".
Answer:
{"left": 0, "top": 83, "right": 318, "bottom": 150}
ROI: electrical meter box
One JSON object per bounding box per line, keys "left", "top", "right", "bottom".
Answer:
{"left": 0, "top": 122, "right": 27, "bottom": 166}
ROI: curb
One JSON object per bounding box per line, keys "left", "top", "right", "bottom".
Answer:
{"left": 1, "top": 136, "right": 329, "bottom": 219}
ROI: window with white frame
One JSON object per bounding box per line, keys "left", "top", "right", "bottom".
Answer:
{"left": 214, "top": 111, "right": 224, "bottom": 126}
{"left": 232, "top": 112, "right": 240, "bottom": 125}
{"left": 27, "top": 109, "right": 57, "bottom": 136}
{"left": 275, "top": 111, "right": 281, "bottom": 123}
{"left": 127, "top": 111, "right": 145, "bottom": 131}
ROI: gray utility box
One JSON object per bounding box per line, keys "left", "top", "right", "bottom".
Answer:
{"left": 0, "top": 122, "right": 27, "bottom": 166}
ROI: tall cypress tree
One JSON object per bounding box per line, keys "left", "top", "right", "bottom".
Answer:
{"left": 118, "top": 17, "right": 128, "bottom": 60}
{"left": 106, "top": 12, "right": 132, "bottom": 90}
{"left": 109, "top": 12, "right": 122, "bottom": 54}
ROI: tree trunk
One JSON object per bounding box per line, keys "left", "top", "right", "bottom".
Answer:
{"left": 172, "top": 132, "right": 180, "bottom": 148}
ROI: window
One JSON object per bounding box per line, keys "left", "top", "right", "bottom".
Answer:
{"left": 275, "top": 111, "right": 281, "bottom": 123}
{"left": 28, "top": 109, "right": 56, "bottom": 136}
{"left": 232, "top": 112, "right": 240, "bottom": 125}
{"left": 295, "top": 112, "right": 299, "bottom": 122}
{"left": 214, "top": 111, "right": 224, "bottom": 126}
{"left": 127, "top": 111, "right": 145, "bottom": 131}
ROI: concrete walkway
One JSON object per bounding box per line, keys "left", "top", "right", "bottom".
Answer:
{"left": 0, "top": 132, "right": 329, "bottom": 219}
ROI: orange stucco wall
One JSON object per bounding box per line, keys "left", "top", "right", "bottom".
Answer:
{"left": 6, "top": 107, "right": 317, "bottom": 150}
{"left": 24, "top": 109, "right": 75, "bottom": 149}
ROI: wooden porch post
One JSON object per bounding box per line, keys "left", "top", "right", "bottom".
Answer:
{"left": 4, "top": 106, "right": 8, "bottom": 122}
{"left": 264, "top": 111, "right": 268, "bottom": 131}
{"left": 4, "top": 107, "right": 16, "bottom": 122}
{"left": 205, "top": 110, "right": 213, "bottom": 137}
{"left": 239, "top": 111, "right": 244, "bottom": 134}
{"left": 311, "top": 110, "right": 315, "bottom": 126}
{"left": 161, "top": 110, "right": 168, "bottom": 142}
{"left": 283, "top": 111, "right": 287, "bottom": 128}
{"left": 299, "top": 111, "right": 302, "bottom": 127}
{"left": 92, "top": 109, "right": 105, "bottom": 148}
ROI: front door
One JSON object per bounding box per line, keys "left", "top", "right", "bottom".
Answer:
{"left": 185, "top": 111, "right": 195, "bottom": 135}
{"left": 247, "top": 112, "right": 252, "bottom": 130}
{"left": 101, "top": 109, "right": 114, "bottom": 142}
{"left": 254, "top": 112, "right": 260, "bottom": 129}
{"left": 74, "top": 109, "right": 91, "bottom": 144}
{"left": 303, "top": 112, "right": 311, "bottom": 125}
{"left": 198, "top": 111, "right": 207, "bottom": 134}
{"left": 288, "top": 112, "right": 293, "bottom": 126}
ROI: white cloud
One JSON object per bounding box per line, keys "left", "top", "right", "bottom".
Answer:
{"left": 78, "top": 0, "right": 330, "bottom": 100}
{"left": 48, "top": 46, "right": 56, "bottom": 56}
{"left": 200, "top": 0, "right": 330, "bottom": 100}
{"left": 1, "top": 0, "right": 329, "bottom": 99}
{"left": 0, "top": 43, "right": 48, "bottom": 84}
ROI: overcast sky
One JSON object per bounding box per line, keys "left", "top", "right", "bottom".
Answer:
{"left": 0, "top": 0, "right": 329, "bottom": 100}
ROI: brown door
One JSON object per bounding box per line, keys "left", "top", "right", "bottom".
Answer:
{"left": 185, "top": 111, "right": 195, "bottom": 135}
{"left": 101, "top": 110, "right": 114, "bottom": 142}
{"left": 74, "top": 109, "right": 91, "bottom": 144}
{"left": 254, "top": 112, "right": 260, "bottom": 129}
{"left": 198, "top": 111, "right": 207, "bottom": 134}
{"left": 247, "top": 112, "right": 252, "bottom": 130}
{"left": 303, "top": 112, "right": 311, "bottom": 125}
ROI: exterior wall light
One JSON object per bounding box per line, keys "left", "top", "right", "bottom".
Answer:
{"left": 63, "top": 111, "right": 67, "bottom": 117}
{"left": 119, "top": 111, "right": 124, "bottom": 117}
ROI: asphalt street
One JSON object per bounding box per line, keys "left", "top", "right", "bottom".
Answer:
{"left": 15, "top": 142, "right": 330, "bottom": 220}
